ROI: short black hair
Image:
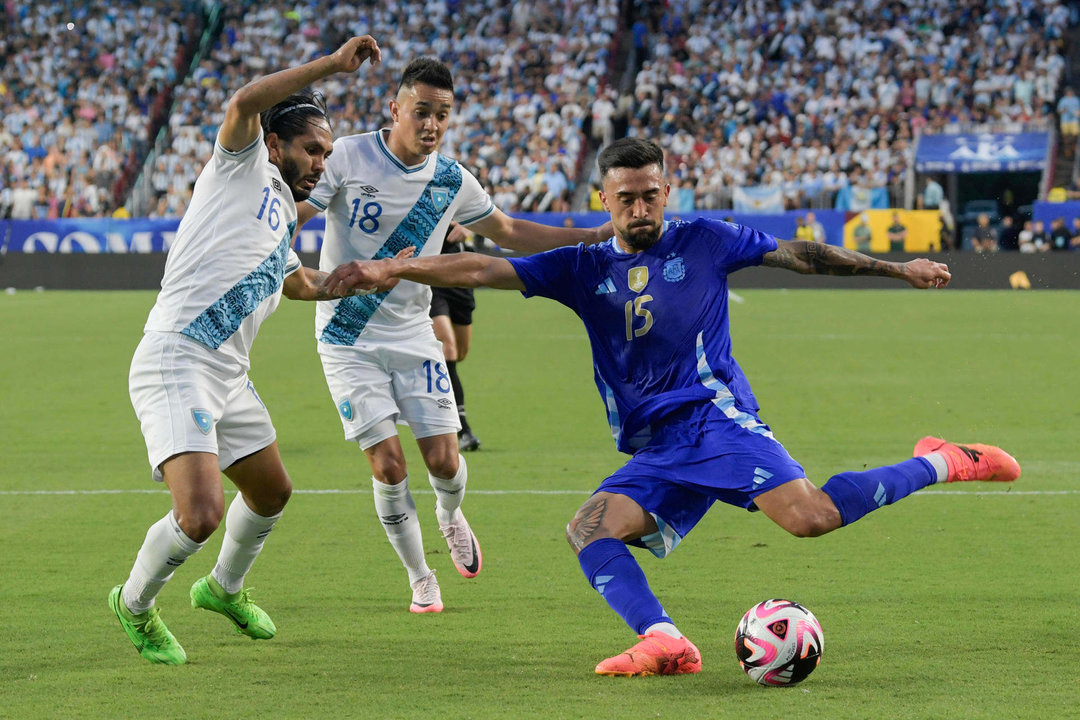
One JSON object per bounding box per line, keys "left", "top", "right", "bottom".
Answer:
{"left": 597, "top": 138, "right": 664, "bottom": 179}
{"left": 398, "top": 58, "right": 454, "bottom": 94}
{"left": 261, "top": 88, "right": 330, "bottom": 141}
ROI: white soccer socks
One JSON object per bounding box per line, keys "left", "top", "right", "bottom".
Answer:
{"left": 429, "top": 453, "right": 467, "bottom": 526}
{"left": 211, "top": 495, "right": 282, "bottom": 595}
{"left": 373, "top": 476, "right": 432, "bottom": 584}
{"left": 123, "top": 510, "right": 204, "bottom": 613}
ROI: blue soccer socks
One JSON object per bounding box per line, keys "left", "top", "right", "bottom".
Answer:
{"left": 822, "top": 457, "right": 937, "bottom": 526}
{"left": 578, "top": 538, "right": 671, "bottom": 635}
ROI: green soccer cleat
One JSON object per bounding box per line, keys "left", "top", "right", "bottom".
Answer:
{"left": 108, "top": 584, "right": 187, "bottom": 665}
{"left": 190, "top": 576, "right": 277, "bottom": 640}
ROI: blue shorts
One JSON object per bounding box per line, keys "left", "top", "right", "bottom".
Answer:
{"left": 596, "top": 403, "right": 805, "bottom": 558}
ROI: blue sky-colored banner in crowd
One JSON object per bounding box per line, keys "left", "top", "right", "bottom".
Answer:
{"left": 732, "top": 186, "right": 785, "bottom": 214}
{"left": 915, "top": 132, "right": 1050, "bottom": 173}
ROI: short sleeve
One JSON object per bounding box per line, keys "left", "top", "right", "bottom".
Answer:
{"left": 699, "top": 218, "right": 778, "bottom": 273}
{"left": 212, "top": 128, "right": 266, "bottom": 167}
{"left": 507, "top": 244, "right": 582, "bottom": 309}
{"left": 453, "top": 165, "right": 496, "bottom": 226}
{"left": 305, "top": 138, "right": 347, "bottom": 212}
{"left": 284, "top": 248, "right": 302, "bottom": 277}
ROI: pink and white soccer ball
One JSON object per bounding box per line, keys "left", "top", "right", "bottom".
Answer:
{"left": 735, "top": 599, "right": 824, "bottom": 686}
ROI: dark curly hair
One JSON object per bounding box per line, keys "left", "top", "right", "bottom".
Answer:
{"left": 261, "top": 88, "right": 330, "bottom": 140}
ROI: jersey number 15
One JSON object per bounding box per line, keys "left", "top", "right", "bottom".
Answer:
{"left": 625, "top": 295, "right": 654, "bottom": 341}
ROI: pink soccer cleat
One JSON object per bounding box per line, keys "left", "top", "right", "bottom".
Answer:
{"left": 594, "top": 632, "right": 702, "bottom": 677}
{"left": 914, "top": 436, "right": 1021, "bottom": 483}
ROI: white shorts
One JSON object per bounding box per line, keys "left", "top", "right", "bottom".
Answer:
{"left": 129, "top": 332, "right": 277, "bottom": 481}
{"left": 318, "top": 326, "right": 460, "bottom": 447}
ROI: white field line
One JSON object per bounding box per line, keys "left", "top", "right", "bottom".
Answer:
{"left": 0, "top": 488, "right": 1077, "bottom": 497}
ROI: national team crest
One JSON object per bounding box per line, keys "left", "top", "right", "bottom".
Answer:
{"left": 338, "top": 399, "right": 354, "bottom": 421}
{"left": 628, "top": 266, "right": 649, "bottom": 293}
{"left": 191, "top": 409, "right": 213, "bottom": 435}
{"left": 429, "top": 187, "right": 450, "bottom": 212}
{"left": 662, "top": 255, "right": 686, "bottom": 283}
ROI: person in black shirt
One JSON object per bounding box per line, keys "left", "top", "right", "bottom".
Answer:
{"left": 430, "top": 222, "right": 482, "bottom": 451}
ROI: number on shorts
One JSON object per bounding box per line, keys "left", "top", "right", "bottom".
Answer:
{"left": 423, "top": 360, "right": 451, "bottom": 394}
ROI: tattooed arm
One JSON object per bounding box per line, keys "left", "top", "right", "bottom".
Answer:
{"left": 761, "top": 239, "right": 951, "bottom": 288}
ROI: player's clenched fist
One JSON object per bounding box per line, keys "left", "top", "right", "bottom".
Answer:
{"left": 331, "top": 35, "right": 381, "bottom": 73}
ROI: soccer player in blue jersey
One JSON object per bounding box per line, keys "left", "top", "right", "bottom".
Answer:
{"left": 110, "top": 37, "right": 382, "bottom": 665}
{"left": 322, "top": 137, "right": 1021, "bottom": 676}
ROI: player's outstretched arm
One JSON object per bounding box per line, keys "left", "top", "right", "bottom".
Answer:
{"left": 762, "top": 240, "right": 951, "bottom": 288}
{"left": 321, "top": 253, "right": 525, "bottom": 296}
{"left": 467, "top": 208, "right": 612, "bottom": 254}
{"left": 283, "top": 267, "right": 364, "bottom": 301}
{"left": 218, "top": 35, "right": 381, "bottom": 153}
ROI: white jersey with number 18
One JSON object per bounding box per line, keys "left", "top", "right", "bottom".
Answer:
{"left": 306, "top": 129, "right": 495, "bottom": 345}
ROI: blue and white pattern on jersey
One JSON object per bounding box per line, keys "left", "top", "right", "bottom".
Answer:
{"left": 695, "top": 331, "right": 774, "bottom": 437}
{"left": 181, "top": 223, "right": 295, "bottom": 349}
{"left": 320, "top": 155, "right": 462, "bottom": 345}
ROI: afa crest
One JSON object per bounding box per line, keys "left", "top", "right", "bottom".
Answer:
{"left": 662, "top": 255, "right": 686, "bottom": 283}
{"left": 191, "top": 409, "right": 213, "bottom": 435}
{"left": 338, "top": 399, "right": 354, "bottom": 421}
{"left": 429, "top": 187, "right": 450, "bottom": 212}
{"left": 628, "top": 266, "right": 649, "bottom": 293}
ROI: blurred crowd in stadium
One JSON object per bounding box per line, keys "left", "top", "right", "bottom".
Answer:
{"left": 2, "top": 0, "right": 1079, "bottom": 251}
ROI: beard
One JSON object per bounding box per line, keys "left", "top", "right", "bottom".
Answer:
{"left": 623, "top": 222, "right": 663, "bottom": 250}
{"left": 279, "top": 156, "right": 317, "bottom": 201}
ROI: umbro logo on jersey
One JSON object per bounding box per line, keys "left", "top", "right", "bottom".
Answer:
{"left": 271, "top": 178, "right": 282, "bottom": 192}
{"left": 381, "top": 513, "right": 408, "bottom": 526}
{"left": 436, "top": 398, "right": 455, "bottom": 410}
{"left": 358, "top": 184, "right": 379, "bottom": 194}
{"left": 191, "top": 409, "right": 213, "bottom": 435}
{"left": 594, "top": 278, "right": 617, "bottom": 295}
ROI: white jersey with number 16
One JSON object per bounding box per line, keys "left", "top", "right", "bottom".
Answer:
{"left": 143, "top": 131, "right": 301, "bottom": 371}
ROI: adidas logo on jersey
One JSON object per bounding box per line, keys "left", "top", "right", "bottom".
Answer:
{"left": 594, "top": 278, "right": 617, "bottom": 295}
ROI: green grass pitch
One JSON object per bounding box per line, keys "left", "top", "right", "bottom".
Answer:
{"left": 1, "top": 287, "right": 1077, "bottom": 719}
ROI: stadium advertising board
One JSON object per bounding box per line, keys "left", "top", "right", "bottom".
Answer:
{"left": 1, "top": 211, "right": 851, "bottom": 253}
{"left": 915, "top": 132, "right": 1051, "bottom": 173}
{"left": 0, "top": 217, "right": 331, "bottom": 254}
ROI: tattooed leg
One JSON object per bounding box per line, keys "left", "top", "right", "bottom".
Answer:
{"left": 570, "top": 492, "right": 672, "bottom": 637}
{"left": 565, "top": 491, "right": 657, "bottom": 554}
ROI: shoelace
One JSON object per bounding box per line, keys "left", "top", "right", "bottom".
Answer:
{"left": 413, "top": 575, "right": 439, "bottom": 603}
{"left": 139, "top": 609, "right": 169, "bottom": 642}
{"left": 441, "top": 522, "right": 473, "bottom": 559}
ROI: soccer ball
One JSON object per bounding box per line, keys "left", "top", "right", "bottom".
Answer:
{"left": 735, "top": 599, "right": 824, "bottom": 686}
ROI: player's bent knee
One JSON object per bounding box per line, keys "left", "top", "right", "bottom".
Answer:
{"left": 177, "top": 505, "right": 224, "bottom": 543}
{"left": 426, "top": 453, "right": 459, "bottom": 479}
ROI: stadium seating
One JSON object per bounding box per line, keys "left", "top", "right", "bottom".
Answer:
{"left": 2, "top": 0, "right": 1077, "bottom": 227}
{"left": 0, "top": 1, "right": 204, "bottom": 218}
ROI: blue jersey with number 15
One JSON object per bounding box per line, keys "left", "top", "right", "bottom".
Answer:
{"left": 508, "top": 218, "right": 778, "bottom": 454}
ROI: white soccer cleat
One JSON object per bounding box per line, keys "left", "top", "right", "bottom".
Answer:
{"left": 409, "top": 571, "right": 443, "bottom": 614}
{"left": 439, "top": 508, "right": 482, "bottom": 578}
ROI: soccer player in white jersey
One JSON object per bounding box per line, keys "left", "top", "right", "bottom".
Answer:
{"left": 109, "top": 37, "right": 382, "bottom": 665}
{"left": 296, "top": 58, "right": 610, "bottom": 613}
